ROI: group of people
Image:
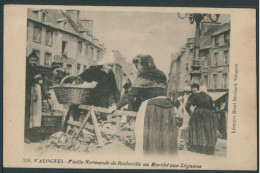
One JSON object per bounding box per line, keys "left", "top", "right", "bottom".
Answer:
{"left": 25, "top": 51, "right": 217, "bottom": 155}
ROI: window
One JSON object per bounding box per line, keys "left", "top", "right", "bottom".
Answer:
{"left": 42, "top": 12, "right": 47, "bottom": 22}
{"left": 32, "top": 50, "right": 40, "bottom": 64}
{"left": 212, "top": 37, "right": 215, "bottom": 48}
{"left": 205, "top": 56, "right": 209, "bottom": 67}
{"left": 77, "top": 63, "right": 81, "bottom": 75}
{"left": 219, "top": 34, "right": 225, "bottom": 46}
{"left": 224, "top": 32, "right": 230, "bottom": 44}
{"left": 83, "top": 65, "right": 87, "bottom": 71}
{"left": 213, "top": 74, "right": 218, "bottom": 89}
{"left": 85, "top": 44, "right": 88, "bottom": 56}
{"left": 204, "top": 75, "right": 208, "bottom": 87}
{"left": 62, "top": 41, "right": 68, "bottom": 55}
{"left": 224, "top": 50, "right": 229, "bottom": 65}
{"left": 213, "top": 52, "right": 218, "bottom": 66}
{"left": 97, "top": 50, "right": 100, "bottom": 61}
{"left": 90, "top": 47, "right": 94, "bottom": 59}
{"left": 78, "top": 41, "right": 82, "bottom": 55}
{"left": 185, "top": 63, "right": 189, "bottom": 74}
{"left": 66, "top": 64, "right": 72, "bottom": 75}
{"left": 215, "top": 36, "right": 219, "bottom": 47}
{"left": 222, "top": 73, "right": 228, "bottom": 89}
{"left": 46, "top": 30, "right": 53, "bottom": 46}
{"left": 33, "top": 26, "right": 41, "bottom": 43}
{"left": 44, "top": 53, "right": 51, "bottom": 67}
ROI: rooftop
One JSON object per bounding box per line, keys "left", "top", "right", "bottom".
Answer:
{"left": 27, "top": 9, "right": 104, "bottom": 50}
{"left": 199, "top": 22, "right": 230, "bottom": 49}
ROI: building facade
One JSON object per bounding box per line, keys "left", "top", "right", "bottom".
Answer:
{"left": 27, "top": 9, "right": 106, "bottom": 75}
{"left": 168, "top": 22, "right": 230, "bottom": 97}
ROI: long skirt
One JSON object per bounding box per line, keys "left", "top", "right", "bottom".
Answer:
{"left": 135, "top": 97, "right": 178, "bottom": 155}
{"left": 188, "top": 108, "right": 217, "bottom": 148}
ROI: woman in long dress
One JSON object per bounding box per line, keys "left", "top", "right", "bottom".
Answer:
{"left": 110, "top": 55, "right": 178, "bottom": 155}
{"left": 25, "top": 52, "right": 41, "bottom": 143}
{"left": 186, "top": 86, "right": 217, "bottom": 155}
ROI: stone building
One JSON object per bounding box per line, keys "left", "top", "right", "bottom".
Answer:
{"left": 27, "top": 9, "right": 106, "bottom": 75}
{"left": 168, "top": 22, "right": 230, "bottom": 98}
{"left": 200, "top": 22, "right": 230, "bottom": 91}
{"left": 112, "top": 50, "right": 136, "bottom": 94}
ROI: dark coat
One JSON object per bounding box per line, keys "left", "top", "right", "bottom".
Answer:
{"left": 186, "top": 92, "right": 217, "bottom": 148}
{"left": 189, "top": 92, "right": 213, "bottom": 110}
{"left": 79, "top": 65, "right": 118, "bottom": 107}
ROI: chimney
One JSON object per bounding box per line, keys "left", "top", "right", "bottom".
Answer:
{"left": 79, "top": 20, "right": 93, "bottom": 35}
{"left": 66, "top": 10, "right": 80, "bottom": 21}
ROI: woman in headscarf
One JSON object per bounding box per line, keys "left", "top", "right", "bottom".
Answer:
{"left": 185, "top": 85, "right": 217, "bottom": 155}
{"left": 25, "top": 51, "right": 41, "bottom": 143}
{"left": 109, "top": 54, "right": 178, "bottom": 155}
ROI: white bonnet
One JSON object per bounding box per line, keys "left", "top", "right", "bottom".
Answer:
{"left": 98, "top": 51, "right": 115, "bottom": 65}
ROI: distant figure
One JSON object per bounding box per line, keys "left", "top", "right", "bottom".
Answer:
{"left": 186, "top": 85, "right": 217, "bottom": 155}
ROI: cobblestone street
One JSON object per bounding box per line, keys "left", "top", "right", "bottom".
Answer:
{"left": 24, "top": 136, "right": 226, "bottom": 157}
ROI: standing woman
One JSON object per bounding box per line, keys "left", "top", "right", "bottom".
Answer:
{"left": 25, "top": 52, "right": 41, "bottom": 143}
{"left": 110, "top": 55, "right": 178, "bottom": 155}
{"left": 186, "top": 85, "right": 217, "bottom": 155}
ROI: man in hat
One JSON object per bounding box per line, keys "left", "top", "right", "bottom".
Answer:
{"left": 42, "top": 62, "right": 65, "bottom": 100}
{"left": 41, "top": 62, "right": 66, "bottom": 114}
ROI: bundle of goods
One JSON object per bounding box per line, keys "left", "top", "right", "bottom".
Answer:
{"left": 50, "top": 75, "right": 97, "bottom": 105}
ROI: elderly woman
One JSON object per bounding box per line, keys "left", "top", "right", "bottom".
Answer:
{"left": 185, "top": 85, "right": 217, "bottom": 155}
{"left": 78, "top": 58, "right": 119, "bottom": 108}
{"left": 110, "top": 55, "right": 178, "bottom": 155}
{"left": 63, "top": 53, "right": 119, "bottom": 132}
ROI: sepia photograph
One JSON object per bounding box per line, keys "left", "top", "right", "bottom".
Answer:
{"left": 24, "top": 8, "right": 230, "bottom": 157}
{"left": 3, "top": 5, "right": 257, "bottom": 170}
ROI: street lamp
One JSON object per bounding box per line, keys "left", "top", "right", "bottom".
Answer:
{"left": 178, "top": 13, "right": 220, "bottom": 85}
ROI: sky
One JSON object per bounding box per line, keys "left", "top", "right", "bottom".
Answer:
{"left": 81, "top": 11, "right": 230, "bottom": 75}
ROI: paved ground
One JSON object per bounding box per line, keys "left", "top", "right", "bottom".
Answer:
{"left": 24, "top": 137, "right": 226, "bottom": 157}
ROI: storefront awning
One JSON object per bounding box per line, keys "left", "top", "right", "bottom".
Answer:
{"left": 207, "top": 92, "right": 227, "bottom": 101}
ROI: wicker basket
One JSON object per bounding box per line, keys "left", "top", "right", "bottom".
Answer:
{"left": 52, "top": 86, "right": 92, "bottom": 104}
{"left": 50, "top": 75, "right": 93, "bottom": 105}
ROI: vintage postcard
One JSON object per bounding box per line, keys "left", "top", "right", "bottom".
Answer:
{"left": 3, "top": 5, "right": 257, "bottom": 170}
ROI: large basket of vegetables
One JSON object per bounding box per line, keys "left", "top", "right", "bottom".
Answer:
{"left": 50, "top": 76, "right": 97, "bottom": 105}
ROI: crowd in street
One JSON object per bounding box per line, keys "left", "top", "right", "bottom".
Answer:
{"left": 25, "top": 51, "right": 226, "bottom": 156}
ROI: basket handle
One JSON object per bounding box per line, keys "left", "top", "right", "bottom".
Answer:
{"left": 60, "top": 75, "right": 83, "bottom": 86}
